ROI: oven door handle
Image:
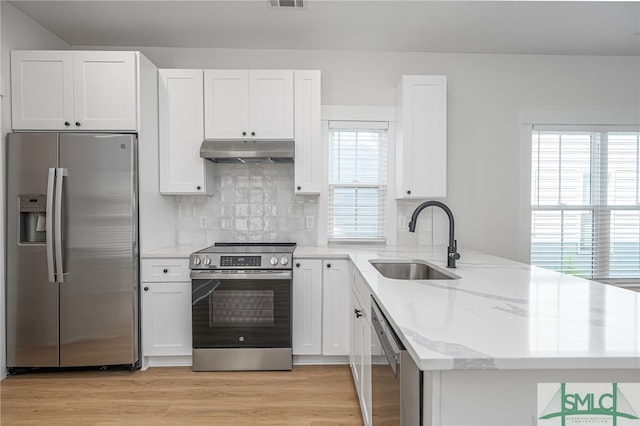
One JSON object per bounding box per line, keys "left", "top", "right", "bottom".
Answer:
{"left": 190, "top": 271, "right": 292, "bottom": 280}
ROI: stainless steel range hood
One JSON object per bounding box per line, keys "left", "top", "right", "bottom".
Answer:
{"left": 200, "top": 140, "right": 294, "bottom": 163}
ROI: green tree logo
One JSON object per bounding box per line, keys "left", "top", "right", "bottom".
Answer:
{"left": 539, "top": 383, "right": 639, "bottom": 425}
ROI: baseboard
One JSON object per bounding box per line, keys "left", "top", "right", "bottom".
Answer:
{"left": 293, "top": 355, "right": 349, "bottom": 365}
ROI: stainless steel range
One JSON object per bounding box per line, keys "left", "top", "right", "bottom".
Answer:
{"left": 189, "top": 242, "right": 295, "bottom": 371}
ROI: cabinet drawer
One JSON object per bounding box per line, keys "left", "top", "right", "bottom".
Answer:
{"left": 141, "top": 258, "right": 190, "bottom": 282}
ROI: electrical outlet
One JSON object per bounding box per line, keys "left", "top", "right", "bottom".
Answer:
{"left": 199, "top": 216, "right": 208, "bottom": 228}
{"left": 305, "top": 216, "right": 315, "bottom": 229}
{"left": 398, "top": 216, "right": 406, "bottom": 229}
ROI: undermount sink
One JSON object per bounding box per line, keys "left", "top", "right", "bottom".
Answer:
{"left": 370, "top": 260, "right": 460, "bottom": 281}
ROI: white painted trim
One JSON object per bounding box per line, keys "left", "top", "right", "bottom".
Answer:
{"left": 518, "top": 124, "right": 533, "bottom": 264}
{"left": 386, "top": 121, "right": 397, "bottom": 246}
{"left": 328, "top": 120, "right": 389, "bottom": 130}
{"left": 520, "top": 109, "right": 640, "bottom": 126}
{"left": 317, "top": 120, "right": 329, "bottom": 245}
{"left": 142, "top": 355, "right": 192, "bottom": 370}
{"left": 322, "top": 105, "right": 395, "bottom": 122}
{"left": 293, "top": 355, "right": 349, "bottom": 365}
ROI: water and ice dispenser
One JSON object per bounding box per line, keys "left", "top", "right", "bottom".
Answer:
{"left": 19, "top": 195, "right": 46, "bottom": 244}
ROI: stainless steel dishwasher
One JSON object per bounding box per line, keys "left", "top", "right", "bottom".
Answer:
{"left": 371, "top": 298, "right": 421, "bottom": 425}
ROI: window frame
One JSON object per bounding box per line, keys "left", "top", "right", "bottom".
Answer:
{"left": 521, "top": 112, "right": 640, "bottom": 282}
{"left": 327, "top": 121, "right": 388, "bottom": 243}
{"left": 318, "top": 106, "right": 397, "bottom": 246}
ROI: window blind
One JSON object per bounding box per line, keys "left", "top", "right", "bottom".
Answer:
{"left": 328, "top": 122, "right": 388, "bottom": 242}
{"left": 531, "top": 129, "right": 640, "bottom": 280}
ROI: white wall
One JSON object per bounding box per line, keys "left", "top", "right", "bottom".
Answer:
{"left": 81, "top": 46, "right": 640, "bottom": 262}
{"left": 1, "top": 2, "right": 69, "bottom": 379}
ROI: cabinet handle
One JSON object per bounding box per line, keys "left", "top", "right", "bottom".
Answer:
{"left": 251, "top": 131, "right": 256, "bottom": 136}
{"left": 242, "top": 131, "right": 247, "bottom": 136}
{"left": 75, "top": 122, "right": 81, "bottom": 127}
{"left": 143, "top": 287, "right": 149, "bottom": 291}
{"left": 407, "top": 190, "right": 411, "bottom": 195}
{"left": 297, "top": 186, "right": 301, "bottom": 191}
{"left": 295, "top": 263, "right": 300, "bottom": 268}
{"left": 326, "top": 263, "right": 331, "bottom": 268}
{"left": 196, "top": 186, "right": 201, "bottom": 190}
{"left": 163, "top": 268, "right": 168, "bottom": 274}
{"left": 64, "top": 121, "right": 70, "bottom": 127}
{"left": 354, "top": 309, "right": 363, "bottom": 318}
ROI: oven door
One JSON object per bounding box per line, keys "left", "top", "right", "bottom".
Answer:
{"left": 191, "top": 270, "right": 292, "bottom": 349}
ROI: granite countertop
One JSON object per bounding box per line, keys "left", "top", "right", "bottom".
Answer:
{"left": 142, "top": 243, "right": 640, "bottom": 372}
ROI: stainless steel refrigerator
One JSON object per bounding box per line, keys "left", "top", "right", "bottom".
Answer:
{"left": 6, "top": 132, "right": 139, "bottom": 371}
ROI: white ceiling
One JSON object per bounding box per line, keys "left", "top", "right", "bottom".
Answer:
{"left": 8, "top": 1, "right": 640, "bottom": 56}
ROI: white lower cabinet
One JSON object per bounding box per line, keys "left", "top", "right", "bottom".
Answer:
{"left": 350, "top": 270, "right": 372, "bottom": 426}
{"left": 292, "top": 259, "right": 323, "bottom": 355}
{"left": 292, "top": 258, "right": 352, "bottom": 357}
{"left": 322, "top": 259, "right": 351, "bottom": 356}
{"left": 141, "top": 258, "right": 192, "bottom": 368}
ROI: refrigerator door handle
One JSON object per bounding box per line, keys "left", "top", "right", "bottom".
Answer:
{"left": 54, "top": 168, "right": 67, "bottom": 283}
{"left": 46, "top": 168, "right": 56, "bottom": 283}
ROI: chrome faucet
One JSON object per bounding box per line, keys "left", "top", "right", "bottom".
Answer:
{"left": 408, "top": 200, "right": 461, "bottom": 268}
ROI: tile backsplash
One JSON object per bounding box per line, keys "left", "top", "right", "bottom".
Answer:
{"left": 396, "top": 200, "right": 450, "bottom": 247}
{"left": 175, "top": 163, "right": 318, "bottom": 247}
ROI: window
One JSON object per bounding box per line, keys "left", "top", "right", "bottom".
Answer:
{"left": 328, "top": 121, "right": 388, "bottom": 242}
{"left": 531, "top": 127, "right": 640, "bottom": 280}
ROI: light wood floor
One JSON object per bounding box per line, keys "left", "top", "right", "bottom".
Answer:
{"left": 0, "top": 365, "right": 363, "bottom": 425}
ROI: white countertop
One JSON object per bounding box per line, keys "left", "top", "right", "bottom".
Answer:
{"left": 143, "top": 243, "right": 640, "bottom": 372}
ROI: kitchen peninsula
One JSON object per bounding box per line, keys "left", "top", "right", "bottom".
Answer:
{"left": 144, "top": 243, "right": 640, "bottom": 425}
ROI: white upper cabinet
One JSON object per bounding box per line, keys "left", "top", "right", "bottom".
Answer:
{"left": 395, "top": 75, "right": 447, "bottom": 198}
{"left": 11, "top": 50, "right": 138, "bottom": 131}
{"left": 158, "top": 69, "right": 213, "bottom": 195}
{"left": 204, "top": 70, "right": 294, "bottom": 140}
{"left": 72, "top": 51, "right": 137, "bottom": 130}
{"left": 11, "top": 51, "right": 73, "bottom": 130}
{"left": 294, "top": 70, "right": 322, "bottom": 195}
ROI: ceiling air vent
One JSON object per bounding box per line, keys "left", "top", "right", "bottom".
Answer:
{"left": 267, "top": 0, "right": 304, "bottom": 9}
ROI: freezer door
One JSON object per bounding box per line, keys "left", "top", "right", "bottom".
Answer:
{"left": 58, "top": 133, "right": 138, "bottom": 367}
{"left": 6, "top": 133, "right": 60, "bottom": 368}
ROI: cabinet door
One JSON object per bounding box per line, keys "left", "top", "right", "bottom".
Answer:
{"left": 292, "top": 259, "right": 322, "bottom": 355}
{"left": 159, "top": 69, "right": 213, "bottom": 194}
{"left": 350, "top": 289, "right": 363, "bottom": 388}
{"left": 396, "top": 75, "right": 447, "bottom": 198}
{"left": 204, "top": 70, "right": 249, "bottom": 139}
{"left": 351, "top": 288, "right": 372, "bottom": 426}
{"left": 141, "top": 282, "right": 192, "bottom": 357}
{"left": 361, "top": 314, "right": 372, "bottom": 426}
{"left": 294, "top": 70, "right": 322, "bottom": 194}
{"left": 322, "top": 259, "right": 351, "bottom": 356}
{"left": 11, "top": 50, "right": 74, "bottom": 130}
{"left": 73, "top": 51, "right": 137, "bottom": 131}
{"left": 249, "top": 70, "right": 294, "bottom": 139}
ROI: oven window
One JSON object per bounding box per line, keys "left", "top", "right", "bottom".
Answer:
{"left": 192, "top": 278, "right": 291, "bottom": 348}
{"left": 209, "top": 290, "right": 274, "bottom": 328}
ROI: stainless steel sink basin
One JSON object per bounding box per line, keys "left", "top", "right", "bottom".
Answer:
{"left": 370, "top": 261, "right": 460, "bottom": 280}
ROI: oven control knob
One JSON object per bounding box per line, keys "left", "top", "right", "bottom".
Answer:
{"left": 203, "top": 256, "right": 211, "bottom": 266}
{"left": 270, "top": 256, "right": 279, "bottom": 266}
{"left": 280, "top": 256, "right": 289, "bottom": 265}
{"left": 192, "top": 257, "right": 201, "bottom": 266}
